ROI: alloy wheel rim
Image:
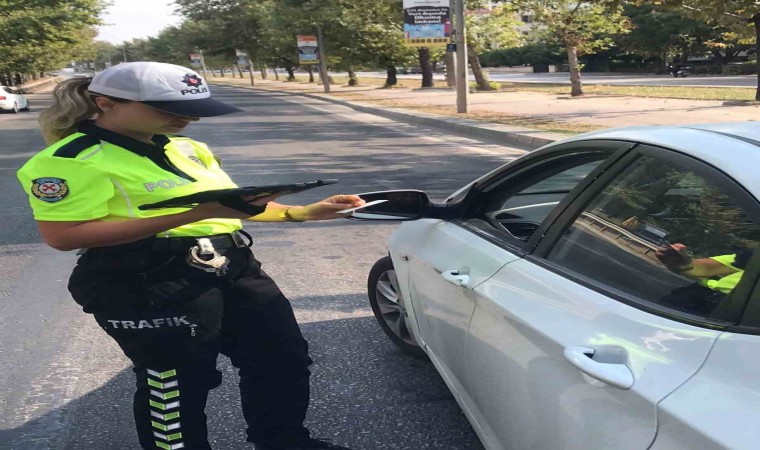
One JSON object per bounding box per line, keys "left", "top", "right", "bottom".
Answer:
{"left": 375, "top": 269, "right": 418, "bottom": 347}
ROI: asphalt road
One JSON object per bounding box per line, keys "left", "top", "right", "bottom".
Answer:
{"left": 356, "top": 71, "right": 758, "bottom": 88}
{"left": 0, "top": 86, "right": 529, "bottom": 449}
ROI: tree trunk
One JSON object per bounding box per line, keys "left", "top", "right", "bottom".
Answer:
{"left": 347, "top": 68, "right": 358, "bottom": 86}
{"left": 273, "top": 67, "right": 279, "bottom": 81}
{"left": 286, "top": 66, "right": 295, "bottom": 81}
{"left": 219, "top": 68, "right": 224, "bottom": 77}
{"left": 260, "top": 66, "right": 267, "bottom": 79}
{"left": 711, "top": 50, "right": 726, "bottom": 66}
{"left": 419, "top": 47, "right": 433, "bottom": 88}
{"left": 658, "top": 52, "right": 668, "bottom": 75}
{"left": 468, "top": 44, "right": 493, "bottom": 91}
{"left": 754, "top": 14, "right": 760, "bottom": 101}
{"left": 385, "top": 65, "right": 398, "bottom": 87}
{"left": 237, "top": 65, "right": 244, "bottom": 77}
{"left": 306, "top": 66, "right": 314, "bottom": 82}
{"left": 444, "top": 52, "right": 456, "bottom": 87}
{"left": 567, "top": 44, "right": 583, "bottom": 97}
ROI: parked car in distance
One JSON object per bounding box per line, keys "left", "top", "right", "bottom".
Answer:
{"left": 358, "top": 122, "right": 760, "bottom": 450}
{"left": 0, "top": 86, "right": 30, "bottom": 113}
{"left": 396, "top": 66, "right": 423, "bottom": 75}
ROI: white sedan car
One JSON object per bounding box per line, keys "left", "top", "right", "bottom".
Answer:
{"left": 0, "top": 86, "right": 30, "bottom": 113}
{"left": 362, "top": 122, "right": 760, "bottom": 450}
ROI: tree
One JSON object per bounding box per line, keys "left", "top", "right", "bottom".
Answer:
{"left": 466, "top": 3, "right": 522, "bottom": 90}
{"left": 0, "top": 0, "right": 103, "bottom": 81}
{"left": 174, "top": 0, "right": 271, "bottom": 72}
{"left": 618, "top": 4, "right": 714, "bottom": 73}
{"left": 512, "top": 0, "right": 630, "bottom": 96}
{"left": 651, "top": 1, "right": 759, "bottom": 100}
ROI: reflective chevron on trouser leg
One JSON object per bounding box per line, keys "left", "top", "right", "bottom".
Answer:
{"left": 147, "top": 368, "right": 184, "bottom": 450}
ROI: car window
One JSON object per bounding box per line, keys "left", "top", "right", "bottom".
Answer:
{"left": 546, "top": 154, "right": 760, "bottom": 320}
{"left": 473, "top": 156, "right": 606, "bottom": 242}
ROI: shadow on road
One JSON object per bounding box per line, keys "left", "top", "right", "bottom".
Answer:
{"left": 1, "top": 312, "right": 483, "bottom": 450}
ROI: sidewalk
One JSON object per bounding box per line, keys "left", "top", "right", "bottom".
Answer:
{"left": 208, "top": 76, "right": 759, "bottom": 147}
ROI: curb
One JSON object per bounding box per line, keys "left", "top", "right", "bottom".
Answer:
{"left": 722, "top": 100, "right": 760, "bottom": 107}
{"left": 213, "top": 81, "right": 565, "bottom": 150}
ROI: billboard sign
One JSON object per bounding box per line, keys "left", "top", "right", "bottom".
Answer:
{"left": 403, "top": 0, "right": 451, "bottom": 47}
{"left": 235, "top": 49, "right": 249, "bottom": 66}
{"left": 189, "top": 53, "right": 202, "bottom": 68}
{"left": 297, "top": 35, "right": 319, "bottom": 65}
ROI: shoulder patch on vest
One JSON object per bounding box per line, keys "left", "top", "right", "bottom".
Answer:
{"left": 52, "top": 134, "right": 101, "bottom": 158}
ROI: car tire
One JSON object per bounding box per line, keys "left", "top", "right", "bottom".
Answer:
{"left": 368, "top": 256, "right": 426, "bottom": 358}
{"left": 22, "top": 101, "right": 30, "bottom": 112}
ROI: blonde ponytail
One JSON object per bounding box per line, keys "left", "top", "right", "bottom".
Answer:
{"left": 38, "top": 78, "right": 99, "bottom": 145}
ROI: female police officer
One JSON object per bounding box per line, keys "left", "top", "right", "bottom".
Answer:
{"left": 16, "top": 62, "right": 362, "bottom": 450}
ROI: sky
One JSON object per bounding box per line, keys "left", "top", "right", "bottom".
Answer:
{"left": 96, "top": 0, "right": 183, "bottom": 44}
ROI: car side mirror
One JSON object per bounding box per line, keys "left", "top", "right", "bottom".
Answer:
{"left": 347, "top": 190, "right": 430, "bottom": 221}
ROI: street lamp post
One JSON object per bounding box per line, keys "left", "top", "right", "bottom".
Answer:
{"left": 316, "top": 25, "right": 330, "bottom": 93}
{"left": 454, "top": 0, "right": 468, "bottom": 113}
{"left": 199, "top": 49, "right": 209, "bottom": 80}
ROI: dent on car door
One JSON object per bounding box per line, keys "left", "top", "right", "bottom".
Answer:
{"left": 465, "top": 146, "right": 758, "bottom": 450}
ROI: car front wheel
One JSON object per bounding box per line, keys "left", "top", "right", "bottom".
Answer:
{"left": 367, "top": 256, "right": 426, "bottom": 358}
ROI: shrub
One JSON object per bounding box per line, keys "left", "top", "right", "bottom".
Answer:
{"left": 722, "top": 61, "right": 758, "bottom": 75}
{"left": 479, "top": 43, "right": 564, "bottom": 68}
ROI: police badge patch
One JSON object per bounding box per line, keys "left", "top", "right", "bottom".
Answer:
{"left": 31, "top": 177, "right": 69, "bottom": 203}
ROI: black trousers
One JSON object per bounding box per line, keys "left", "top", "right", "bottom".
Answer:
{"left": 68, "top": 241, "right": 313, "bottom": 449}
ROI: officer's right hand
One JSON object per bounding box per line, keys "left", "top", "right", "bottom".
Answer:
{"left": 191, "top": 194, "right": 280, "bottom": 220}
{"left": 655, "top": 243, "right": 693, "bottom": 270}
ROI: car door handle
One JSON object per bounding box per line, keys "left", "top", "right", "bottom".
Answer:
{"left": 563, "top": 346, "right": 634, "bottom": 390}
{"left": 441, "top": 270, "right": 470, "bottom": 288}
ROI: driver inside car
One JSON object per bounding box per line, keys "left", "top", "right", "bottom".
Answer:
{"left": 655, "top": 243, "right": 753, "bottom": 294}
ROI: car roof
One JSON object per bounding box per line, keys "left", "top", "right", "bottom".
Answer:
{"left": 554, "top": 122, "right": 760, "bottom": 199}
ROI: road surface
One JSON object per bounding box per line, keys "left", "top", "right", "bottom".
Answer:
{"left": 0, "top": 85, "right": 529, "bottom": 449}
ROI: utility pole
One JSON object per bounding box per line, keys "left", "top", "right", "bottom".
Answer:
{"left": 199, "top": 49, "right": 209, "bottom": 80}
{"left": 454, "top": 0, "right": 468, "bottom": 113}
{"left": 316, "top": 25, "right": 330, "bottom": 93}
{"left": 122, "top": 46, "right": 127, "bottom": 63}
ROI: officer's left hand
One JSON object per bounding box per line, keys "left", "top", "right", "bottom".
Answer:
{"left": 296, "top": 195, "right": 365, "bottom": 221}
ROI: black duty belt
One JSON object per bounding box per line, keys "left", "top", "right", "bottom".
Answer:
{"left": 150, "top": 230, "right": 252, "bottom": 253}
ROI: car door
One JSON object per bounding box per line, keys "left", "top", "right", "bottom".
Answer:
{"left": 652, "top": 246, "right": 760, "bottom": 450}
{"left": 391, "top": 142, "right": 628, "bottom": 440}
{"left": 464, "top": 145, "right": 758, "bottom": 450}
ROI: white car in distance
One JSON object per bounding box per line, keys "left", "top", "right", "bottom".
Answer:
{"left": 0, "top": 86, "right": 30, "bottom": 113}
{"left": 357, "top": 122, "right": 760, "bottom": 450}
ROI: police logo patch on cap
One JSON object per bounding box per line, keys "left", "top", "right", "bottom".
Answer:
{"left": 31, "top": 177, "right": 69, "bottom": 203}
{"left": 181, "top": 74, "right": 203, "bottom": 88}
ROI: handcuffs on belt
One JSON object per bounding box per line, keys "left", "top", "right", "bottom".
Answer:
{"left": 186, "top": 238, "right": 230, "bottom": 276}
